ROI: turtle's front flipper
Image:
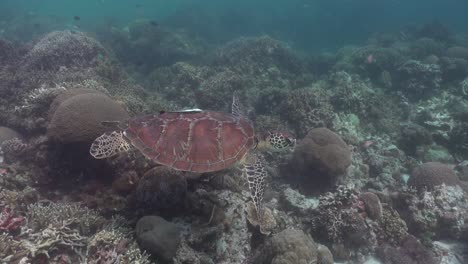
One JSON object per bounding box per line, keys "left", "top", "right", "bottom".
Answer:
{"left": 90, "top": 131, "right": 131, "bottom": 159}
{"left": 243, "top": 155, "right": 267, "bottom": 221}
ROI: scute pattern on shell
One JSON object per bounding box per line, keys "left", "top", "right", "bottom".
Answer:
{"left": 124, "top": 111, "right": 255, "bottom": 172}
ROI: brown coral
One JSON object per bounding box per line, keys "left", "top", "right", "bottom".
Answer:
{"left": 408, "top": 162, "right": 459, "bottom": 191}
{"left": 48, "top": 88, "right": 104, "bottom": 119}
{"left": 359, "top": 192, "right": 383, "bottom": 220}
{"left": 47, "top": 93, "right": 129, "bottom": 143}
{"left": 135, "top": 167, "right": 187, "bottom": 211}
{"left": 291, "top": 128, "right": 351, "bottom": 189}
{"left": 251, "top": 229, "right": 318, "bottom": 264}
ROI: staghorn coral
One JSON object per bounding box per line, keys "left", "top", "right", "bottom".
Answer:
{"left": 87, "top": 228, "right": 152, "bottom": 264}
{"left": 27, "top": 202, "right": 104, "bottom": 236}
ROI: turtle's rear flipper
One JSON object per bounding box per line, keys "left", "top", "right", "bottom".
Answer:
{"left": 90, "top": 131, "right": 130, "bottom": 159}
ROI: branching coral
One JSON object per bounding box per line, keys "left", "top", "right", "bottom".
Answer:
{"left": 280, "top": 87, "right": 334, "bottom": 137}
{"left": 329, "top": 71, "right": 376, "bottom": 117}
{"left": 310, "top": 185, "right": 358, "bottom": 243}
{"left": 399, "top": 185, "right": 466, "bottom": 240}
{"left": 0, "top": 206, "right": 25, "bottom": 233}
{"left": 1, "top": 138, "right": 29, "bottom": 163}
{"left": 396, "top": 60, "right": 442, "bottom": 100}
{"left": 415, "top": 92, "right": 455, "bottom": 140}
{"left": 376, "top": 206, "right": 408, "bottom": 245}
{"left": 28, "top": 202, "right": 104, "bottom": 236}
{"left": 14, "top": 84, "right": 66, "bottom": 114}
{"left": 21, "top": 30, "right": 105, "bottom": 72}
{"left": 87, "top": 228, "right": 151, "bottom": 264}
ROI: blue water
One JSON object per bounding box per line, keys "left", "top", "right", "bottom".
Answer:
{"left": 1, "top": 0, "right": 467, "bottom": 52}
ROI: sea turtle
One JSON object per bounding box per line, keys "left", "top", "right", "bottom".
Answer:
{"left": 89, "top": 95, "right": 295, "bottom": 219}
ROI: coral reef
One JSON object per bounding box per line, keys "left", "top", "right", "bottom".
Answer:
{"left": 0, "top": 18, "right": 467, "bottom": 264}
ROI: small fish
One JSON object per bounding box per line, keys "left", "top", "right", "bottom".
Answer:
{"left": 73, "top": 15, "right": 81, "bottom": 21}
{"left": 149, "top": 20, "right": 158, "bottom": 27}
{"left": 366, "top": 54, "right": 375, "bottom": 64}
{"left": 362, "top": 140, "right": 375, "bottom": 149}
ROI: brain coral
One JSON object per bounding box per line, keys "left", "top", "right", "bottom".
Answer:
{"left": 47, "top": 93, "right": 129, "bottom": 143}
{"left": 48, "top": 88, "right": 104, "bottom": 119}
{"left": 408, "top": 162, "right": 459, "bottom": 191}
{"left": 251, "top": 229, "right": 318, "bottom": 264}
{"left": 291, "top": 128, "right": 351, "bottom": 188}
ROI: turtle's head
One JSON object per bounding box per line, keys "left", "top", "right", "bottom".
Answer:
{"left": 257, "top": 131, "right": 296, "bottom": 151}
